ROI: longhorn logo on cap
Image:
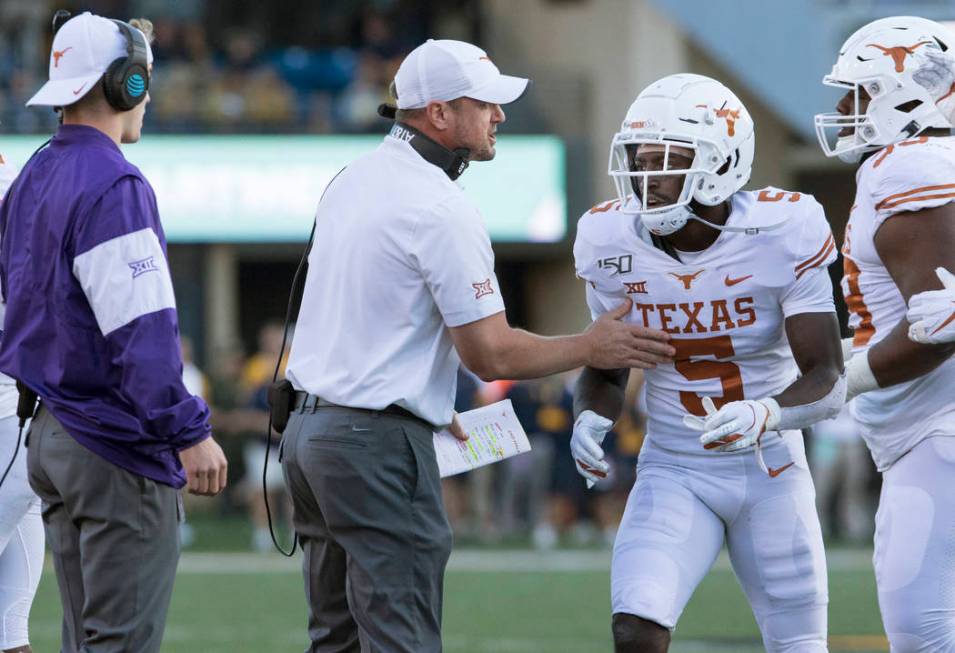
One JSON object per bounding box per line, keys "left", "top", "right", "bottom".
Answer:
{"left": 53, "top": 46, "right": 73, "bottom": 68}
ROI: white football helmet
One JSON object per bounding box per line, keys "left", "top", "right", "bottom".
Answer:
{"left": 608, "top": 73, "right": 756, "bottom": 236}
{"left": 815, "top": 16, "right": 955, "bottom": 163}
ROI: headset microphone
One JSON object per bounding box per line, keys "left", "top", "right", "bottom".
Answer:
{"left": 385, "top": 121, "right": 470, "bottom": 180}
{"left": 52, "top": 9, "right": 71, "bottom": 35}
{"left": 262, "top": 167, "right": 347, "bottom": 557}
{"left": 0, "top": 383, "right": 37, "bottom": 490}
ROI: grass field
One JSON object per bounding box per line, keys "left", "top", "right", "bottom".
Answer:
{"left": 29, "top": 548, "right": 887, "bottom": 652}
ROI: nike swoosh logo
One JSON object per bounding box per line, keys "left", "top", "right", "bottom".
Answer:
{"left": 703, "top": 433, "right": 741, "bottom": 450}
{"left": 930, "top": 305, "right": 955, "bottom": 335}
{"left": 72, "top": 83, "right": 88, "bottom": 96}
{"left": 576, "top": 460, "right": 607, "bottom": 478}
{"left": 768, "top": 462, "right": 795, "bottom": 478}
{"left": 724, "top": 274, "right": 753, "bottom": 287}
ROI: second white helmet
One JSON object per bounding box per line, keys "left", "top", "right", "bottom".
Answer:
{"left": 608, "top": 73, "right": 755, "bottom": 235}
{"left": 815, "top": 16, "right": 955, "bottom": 163}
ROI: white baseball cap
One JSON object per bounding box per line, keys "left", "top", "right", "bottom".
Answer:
{"left": 393, "top": 39, "right": 529, "bottom": 109}
{"left": 27, "top": 12, "right": 154, "bottom": 108}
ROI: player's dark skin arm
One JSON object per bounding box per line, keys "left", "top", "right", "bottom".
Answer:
{"left": 775, "top": 311, "right": 844, "bottom": 406}
{"left": 868, "top": 204, "right": 955, "bottom": 385}
{"left": 573, "top": 365, "right": 629, "bottom": 421}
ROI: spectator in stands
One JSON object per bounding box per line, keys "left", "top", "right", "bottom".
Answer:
{"left": 501, "top": 376, "right": 565, "bottom": 548}
{"left": 240, "top": 321, "right": 290, "bottom": 552}
{"left": 180, "top": 335, "right": 208, "bottom": 399}
{"left": 808, "top": 402, "right": 875, "bottom": 543}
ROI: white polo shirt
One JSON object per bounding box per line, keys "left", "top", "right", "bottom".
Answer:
{"left": 286, "top": 132, "right": 505, "bottom": 427}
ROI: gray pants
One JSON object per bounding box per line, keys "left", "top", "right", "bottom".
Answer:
{"left": 26, "top": 406, "right": 180, "bottom": 653}
{"left": 281, "top": 405, "right": 453, "bottom": 653}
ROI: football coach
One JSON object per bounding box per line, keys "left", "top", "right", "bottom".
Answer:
{"left": 280, "top": 38, "right": 675, "bottom": 652}
{"left": 0, "top": 12, "right": 227, "bottom": 652}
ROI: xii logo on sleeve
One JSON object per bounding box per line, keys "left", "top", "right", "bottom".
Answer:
{"left": 128, "top": 256, "right": 159, "bottom": 279}
{"left": 472, "top": 279, "right": 494, "bottom": 299}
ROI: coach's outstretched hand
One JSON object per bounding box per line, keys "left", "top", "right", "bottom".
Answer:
{"left": 585, "top": 299, "right": 675, "bottom": 370}
{"left": 179, "top": 436, "right": 228, "bottom": 496}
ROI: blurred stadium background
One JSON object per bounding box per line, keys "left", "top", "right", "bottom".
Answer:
{"left": 5, "top": 0, "right": 951, "bottom": 650}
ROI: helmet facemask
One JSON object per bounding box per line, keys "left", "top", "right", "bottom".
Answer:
{"left": 814, "top": 78, "right": 880, "bottom": 163}
{"left": 814, "top": 76, "right": 928, "bottom": 163}
{"left": 608, "top": 134, "right": 725, "bottom": 236}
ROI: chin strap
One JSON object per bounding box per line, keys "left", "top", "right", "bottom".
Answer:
{"left": 637, "top": 199, "right": 793, "bottom": 237}
{"left": 687, "top": 212, "right": 790, "bottom": 235}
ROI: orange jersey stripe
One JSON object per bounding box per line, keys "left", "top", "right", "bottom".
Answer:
{"left": 795, "top": 234, "right": 835, "bottom": 274}
{"left": 843, "top": 256, "right": 875, "bottom": 347}
{"left": 872, "top": 137, "right": 928, "bottom": 168}
{"left": 878, "top": 191, "right": 955, "bottom": 211}
{"left": 589, "top": 199, "right": 620, "bottom": 214}
{"left": 875, "top": 183, "right": 955, "bottom": 210}
{"left": 795, "top": 240, "right": 836, "bottom": 279}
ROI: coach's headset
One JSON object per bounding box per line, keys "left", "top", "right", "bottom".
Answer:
{"left": 377, "top": 88, "right": 471, "bottom": 180}
{"left": 53, "top": 10, "right": 150, "bottom": 113}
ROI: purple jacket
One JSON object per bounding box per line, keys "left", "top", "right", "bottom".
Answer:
{"left": 0, "top": 124, "right": 210, "bottom": 487}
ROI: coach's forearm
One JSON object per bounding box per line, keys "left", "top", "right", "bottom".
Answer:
{"left": 573, "top": 366, "right": 628, "bottom": 422}
{"left": 474, "top": 327, "right": 591, "bottom": 381}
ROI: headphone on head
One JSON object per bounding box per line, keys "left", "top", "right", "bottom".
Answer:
{"left": 52, "top": 10, "right": 150, "bottom": 112}
{"left": 102, "top": 20, "right": 150, "bottom": 112}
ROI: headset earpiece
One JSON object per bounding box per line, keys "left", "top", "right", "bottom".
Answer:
{"left": 102, "top": 20, "right": 149, "bottom": 112}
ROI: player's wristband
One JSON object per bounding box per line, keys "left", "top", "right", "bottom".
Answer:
{"left": 841, "top": 337, "right": 854, "bottom": 362}
{"left": 764, "top": 373, "right": 847, "bottom": 431}
{"left": 845, "top": 350, "right": 879, "bottom": 402}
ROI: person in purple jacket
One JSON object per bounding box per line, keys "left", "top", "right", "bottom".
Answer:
{"left": 0, "top": 12, "right": 227, "bottom": 653}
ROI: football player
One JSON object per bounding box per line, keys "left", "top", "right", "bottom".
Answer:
{"left": 573, "top": 73, "right": 844, "bottom": 653}
{"left": 0, "top": 153, "right": 43, "bottom": 653}
{"left": 815, "top": 15, "right": 955, "bottom": 653}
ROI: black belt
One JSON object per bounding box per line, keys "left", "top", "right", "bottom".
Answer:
{"left": 292, "top": 392, "right": 434, "bottom": 431}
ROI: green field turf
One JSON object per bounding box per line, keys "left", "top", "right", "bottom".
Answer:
{"left": 28, "top": 550, "right": 886, "bottom": 652}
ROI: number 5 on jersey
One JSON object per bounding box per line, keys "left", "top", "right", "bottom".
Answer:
{"left": 672, "top": 336, "right": 744, "bottom": 416}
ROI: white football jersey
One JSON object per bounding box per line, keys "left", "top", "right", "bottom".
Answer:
{"left": 842, "top": 135, "right": 955, "bottom": 471}
{"left": 575, "top": 188, "right": 837, "bottom": 458}
{"left": 0, "top": 155, "right": 15, "bottom": 197}
{"left": 0, "top": 154, "right": 18, "bottom": 415}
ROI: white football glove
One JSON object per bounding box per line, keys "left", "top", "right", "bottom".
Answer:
{"left": 907, "top": 267, "right": 955, "bottom": 345}
{"left": 683, "top": 396, "right": 780, "bottom": 454}
{"left": 571, "top": 410, "right": 613, "bottom": 487}
{"left": 913, "top": 48, "right": 955, "bottom": 103}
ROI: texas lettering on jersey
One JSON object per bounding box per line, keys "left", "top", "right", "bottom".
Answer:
{"left": 574, "top": 188, "right": 836, "bottom": 456}
{"left": 632, "top": 296, "right": 756, "bottom": 334}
